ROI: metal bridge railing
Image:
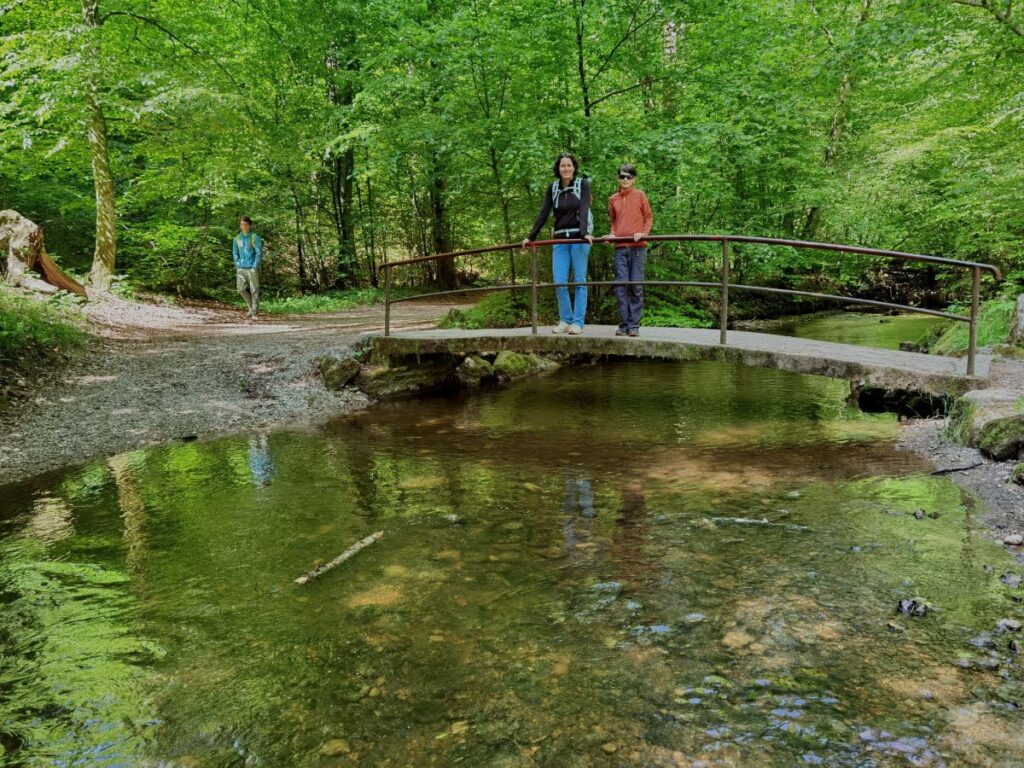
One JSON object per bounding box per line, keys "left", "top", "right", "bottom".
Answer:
{"left": 379, "top": 235, "right": 1002, "bottom": 377}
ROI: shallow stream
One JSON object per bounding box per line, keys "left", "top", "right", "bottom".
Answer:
{"left": 2, "top": 315, "right": 1023, "bottom": 767}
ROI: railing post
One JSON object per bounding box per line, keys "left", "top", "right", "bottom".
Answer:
{"left": 968, "top": 266, "right": 980, "bottom": 376}
{"left": 720, "top": 239, "right": 731, "bottom": 345}
{"left": 384, "top": 263, "right": 392, "bottom": 338}
{"left": 530, "top": 248, "right": 538, "bottom": 335}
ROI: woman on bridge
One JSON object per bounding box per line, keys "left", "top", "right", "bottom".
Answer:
{"left": 522, "top": 154, "right": 594, "bottom": 335}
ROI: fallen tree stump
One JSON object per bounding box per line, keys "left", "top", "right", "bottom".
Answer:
{"left": 0, "top": 209, "right": 86, "bottom": 297}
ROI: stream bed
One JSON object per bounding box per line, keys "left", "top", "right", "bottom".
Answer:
{"left": 2, "top": 316, "right": 1023, "bottom": 767}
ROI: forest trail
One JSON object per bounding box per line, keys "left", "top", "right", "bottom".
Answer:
{"left": 0, "top": 297, "right": 466, "bottom": 485}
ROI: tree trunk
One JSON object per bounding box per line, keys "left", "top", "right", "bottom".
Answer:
{"left": 430, "top": 153, "right": 456, "bottom": 290}
{"left": 82, "top": 0, "right": 117, "bottom": 290}
{"left": 0, "top": 210, "right": 87, "bottom": 296}
{"left": 574, "top": 0, "right": 592, "bottom": 153}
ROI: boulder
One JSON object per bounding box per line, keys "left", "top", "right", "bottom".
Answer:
{"left": 977, "top": 415, "right": 1024, "bottom": 460}
{"left": 1009, "top": 294, "right": 1024, "bottom": 345}
{"left": 1012, "top": 464, "right": 1024, "bottom": 486}
{"left": 455, "top": 355, "right": 494, "bottom": 388}
{"left": 492, "top": 350, "right": 559, "bottom": 381}
{"left": 318, "top": 355, "right": 361, "bottom": 390}
{"left": 952, "top": 388, "right": 1024, "bottom": 459}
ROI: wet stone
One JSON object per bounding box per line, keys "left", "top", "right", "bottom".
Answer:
{"left": 319, "top": 739, "right": 351, "bottom": 756}
{"left": 1004, "top": 534, "right": 1024, "bottom": 546}
{"left": 1001, "top": 573, "right": 1023, "bottom": 588}
{"left": 997, "top": 618, "right": 1022, "bottom": 632}
{"left": 898, "top": 598, "right": 929, "bottom": 617}
{"left": 969, "top": 632, "right": 994, "bottom": 649}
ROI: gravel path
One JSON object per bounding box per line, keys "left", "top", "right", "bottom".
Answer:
{"left": 897, "top": 356, "right": 1024, "bottom": 540}
{"left": 0, "top": 297, "right": 462, "bottom": 485}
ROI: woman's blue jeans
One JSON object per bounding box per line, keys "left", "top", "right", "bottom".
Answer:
{"left": 552, "top": 242, "right": 591, "bottom": 326}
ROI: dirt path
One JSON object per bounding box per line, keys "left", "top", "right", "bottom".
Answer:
{"left": 0, "top": 297, "right": 463, "bottom": 485}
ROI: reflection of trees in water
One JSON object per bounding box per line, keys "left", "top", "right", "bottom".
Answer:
{"left": 0, "top": 461, "right": 155, "bottom": 766}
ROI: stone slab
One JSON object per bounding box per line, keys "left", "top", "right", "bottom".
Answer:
{"left": 372, "top": 325, "right": 990, "bottom": 397}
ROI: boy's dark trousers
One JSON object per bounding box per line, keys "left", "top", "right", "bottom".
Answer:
{"left": 614, "top": 247, "right": 646, "bottom": 332}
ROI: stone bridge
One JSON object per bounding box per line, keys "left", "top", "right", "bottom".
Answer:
{"left": 371, "top": 325, "right": 990, "bottom": 399}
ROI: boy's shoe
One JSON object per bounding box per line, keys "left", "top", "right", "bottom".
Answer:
{"left": 567, "top": 324, "right": 583, "bottom": 335}
{"left": 615, "top": 328, "right": 627, "bottom": 336}
{"left": 552, "top": 321, "right": 570, "bottom": 334}
{"left": 628, "top": 329, "right": 639, "bottom": 337}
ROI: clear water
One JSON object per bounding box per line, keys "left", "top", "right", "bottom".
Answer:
{"left": 2, "top": 355, "right": 1023, "bottom": 766}
{"left": 760, "top": 311, "right": 941, "bottom": 350}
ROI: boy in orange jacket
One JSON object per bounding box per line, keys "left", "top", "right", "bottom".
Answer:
{"left": 607, "top": 164, "right": 653, "bottom": 336}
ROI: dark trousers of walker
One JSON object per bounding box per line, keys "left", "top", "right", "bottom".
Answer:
{"left": 614, "top": 247, "right": 646, "bottom": 332}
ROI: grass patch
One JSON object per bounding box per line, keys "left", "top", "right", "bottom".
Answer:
{"left": 260, "top": 286, "right": 422, "bottom": 315}
{"left": 438, "top": 292, "right": 531, "bottom": 329}
{"left": 0, "top": 286, "right": 89, "bottom": 367}
{"left": 260, "top": 287, "right": 402, "bottom": 315}
{"left": 942, "top": 398, "right": 976, "bottom": 445}
{"left": 927, "top": 298, "right": 1016, "bottom": 356}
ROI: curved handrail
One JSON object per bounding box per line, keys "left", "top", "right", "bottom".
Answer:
{"left": 379, "top": 235, "right": 1002, "bottom": 278}
{"left": 379, "top": 234, "right": 1001, "bottom": 376}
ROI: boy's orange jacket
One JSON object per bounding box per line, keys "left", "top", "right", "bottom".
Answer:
{"left": 608, "top": 188, "right": 653, "bottom": 249}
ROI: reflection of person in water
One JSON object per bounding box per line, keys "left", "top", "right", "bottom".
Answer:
{"left": 563, "top": 475, "right": 596, "bottom": 554}
{"left": 611, "top": 477, "right": 655, "bottom": 577}
{"left": 248, "top": 434, "right": 276, "bottom": 487}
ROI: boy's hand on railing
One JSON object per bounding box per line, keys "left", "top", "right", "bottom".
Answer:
{"left": 633, "top": 233, "right": 643, "bottom": 241}
{"left": 521, "top": 238, "right": 531, "bottom": 248}
{"left": 584, "top": 235, "right": 594, "bottom": 244}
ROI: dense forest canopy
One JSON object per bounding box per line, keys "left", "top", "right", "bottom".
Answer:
{"left": 1, "top": 0, "right": 1021, "bottom": 301}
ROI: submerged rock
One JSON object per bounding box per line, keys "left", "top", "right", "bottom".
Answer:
{"left": 997, "top": 619, "right": 1022, "bottom": 633}
{"left": 897, "top": 598, "right": 929, "bottom": 617}
{"left": 1000, "top": 573, "right": 1022, "bottom": 588}
{"left": 319, "top": 739, "right": 351, "bottom": 756}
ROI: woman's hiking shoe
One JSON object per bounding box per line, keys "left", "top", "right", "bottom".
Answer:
{"left": 628, "top": 329, "right": 639, "bottom": 337}
{"left": 615, "top": 329, "right": 627, "bottom": 336}
{"left": 552, "top": 322, "right": 570, "bottom": 334}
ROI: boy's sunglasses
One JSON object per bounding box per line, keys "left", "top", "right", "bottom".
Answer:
{"left": 618, "top": 173, "right": 635, "bottom": 180}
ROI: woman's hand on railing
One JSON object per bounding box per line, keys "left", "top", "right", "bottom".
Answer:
{"left": 584, "top": 235, "right": 594, "bottom": 244}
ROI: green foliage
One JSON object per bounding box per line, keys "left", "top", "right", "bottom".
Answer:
{"left": 438, "top": 292, "right": 531, "bottom": 330}
{"left": 0, "top": 287, "right": 88, "bottom": 365}
{"left": 261, "top": 287, "right": 396, "bottom": 315}
{"left": 928, "top": 297, "right": 1016, "bottom": 355}
{"left": 1, "top": 0, "right": 1022, "bottom": 311}
{"left": 642, "top": 296, "right": 716, "bottom": 329}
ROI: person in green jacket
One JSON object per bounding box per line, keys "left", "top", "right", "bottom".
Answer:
{"left": 232, "top": 216, "right": 264, "bottom": 320}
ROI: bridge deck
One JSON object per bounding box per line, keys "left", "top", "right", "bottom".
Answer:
{"left": 374, "top": 325, "right": 990, "bottom": 396}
